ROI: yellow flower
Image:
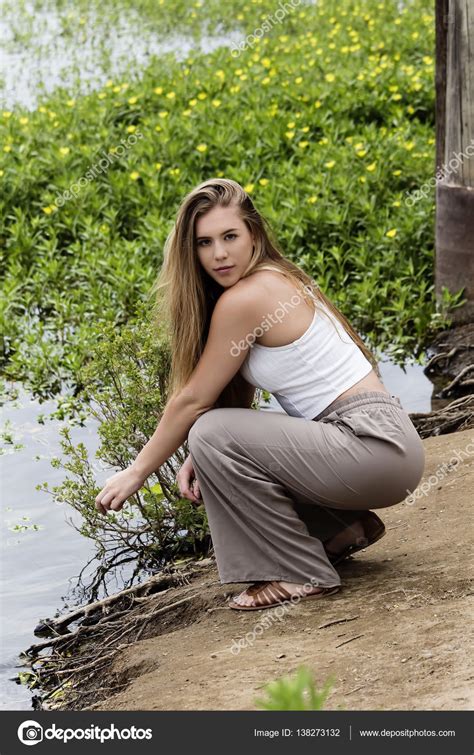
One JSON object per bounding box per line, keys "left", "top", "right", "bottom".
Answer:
{"left": 366, "top": 162, "right": 377, "bottom": 172}
{"left": 212, "top": 99, "right": 221, "bottom": 107}
{"left": 295, "top": 76, "right": 303, "bottom": 84}
{"left": 153, "top": 87, "right": 163, "bottom": 95}
{"left": 129, "top": 171, "right": 140, "bottom": 181}
{"left": 392, "top": 200, "right": 401, "bottom": 207}
{"left": 42, "top": 205, "right": 57, "bottom": 214}
{"left": 197, "top": 92, "right": 207, "bottom": 100}
{"left": 59, "top": 147, "right": 70, "bottom": 156}
{"left": 126, "top": 125, "right": 137, "bottom": 133}
{"left": 307, "top": 195, "right": 318, "bottom": 204}
{"left": 391, "top": 93, "right": 402, "bottom": 101}
{"left": 196, "top": 143, "right": 207, "bottom": 152}
{"left": 189, "top": 98, "right": 197, "bottom": 107}
{"left": 287, "top": 121, "right": 295, "bottom": 128}
{"left": 285, "top": 131, "right": 295, "bottom": 139}
{"left": 66, "top": 99, "right": 75, "bottom": 107}
{"left": 2, "top": 111, "right": 12, "bottom": 119}
{"left": 182, "top": 109, "right": 191, "bottom": 116}
{"left": 128, "top": 96, "right": 138, "bottom": 105}
{"left": 359, "top": 176, "right": 366, "bottom": 183}
{"left": 392, "top": 170, "right": 402, "bottom": 176}
{"left": 166, "top": 92, "right": 176, "bottom": 99}
{"left": 20, "top": 117, "right": 29, "bottom": 124}
{"left": 314, "top": 100, "right": 322, "bottom": 108}
{"left": 423, "top": 56, "right": 433, "bottom": 65}
{"left": 386, "top": 228, "right": 397, "bottom": 238}
{"left": 299, "top": 141, "right": 309, "bottom": 149}
{"left": 325, "top": 73, "right": 335, "bottom": 82}
{"left": 158, "top": 111, "right": 169, "bottom": 118}
{"left": 155, "top": 162, "right": 162, "bottom": 170}
{"left": 325, "top": 160, "right": 336, "bottom": 169}
{"left": 154, "top": 125, "right": 162, "bottom": 132}
{"left": 105, "top": 80, "right": 114, "bottom": 88}
{"left": 319, "top": 137, "right": 329, "bottom": 145}
{"left": 404, "top": 141, "right": 415, "bottom": 151}
{"left": 356, "top": 149, "right": 367, "bottom": 157}
{"left": 3, "top": 145, "right": 12, "bottom": 152}
{"left": 98, "top": 93, "right": 107, "bottom": 100}
{"left": 243, "top": 183, "right": 254, "bottom": 193}
{"left": 259, "top": 178, "right": 269, "bottom": 186}
{"left": 301, "top": 126, "right": 309, "bottom": 133}
{"left": 112, "top": 86, "right": 121, "bottom": 93}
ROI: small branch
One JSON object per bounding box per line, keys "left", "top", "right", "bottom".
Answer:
{"left": 335, "top": 634, "right": 364, "bottom": 648}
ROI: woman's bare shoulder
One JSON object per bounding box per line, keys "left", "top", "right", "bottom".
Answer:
{"left": 237, "top": 269, "right": 299, "bottom": 298}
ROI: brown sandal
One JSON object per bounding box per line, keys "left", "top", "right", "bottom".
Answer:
{"left": 228, "top": 580, "right": 340, "bottom": 611}
{"left": 324, "top": 511, "right": 386, "bottom": 566}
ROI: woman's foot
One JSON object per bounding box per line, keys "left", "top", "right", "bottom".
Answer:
{"left": 323, "top": 512, "right": 386, "bottom": 565}
{"left": 229, "top": 580, "right": 340, "bottom": 610}
{"left": 231, "top": 580, "right": 322, "bottom": 607}
{"left": 324, "top": 519, "right": 366, "bottom": 558}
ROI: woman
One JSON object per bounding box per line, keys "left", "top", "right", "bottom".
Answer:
{"left": 95, "top": 178, "right": 426, "bottom": 612}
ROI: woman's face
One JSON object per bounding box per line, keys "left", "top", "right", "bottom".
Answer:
{"left": 195, "top": 205, "right": 254, "bottom": 288}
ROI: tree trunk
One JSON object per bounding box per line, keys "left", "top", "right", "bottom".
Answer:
{"left": 435, "top": 0, "right": 474, "bottom": 324}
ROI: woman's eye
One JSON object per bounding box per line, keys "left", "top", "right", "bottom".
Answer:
{"left": 225, "top": 234, "right": 237, "bottom": 240}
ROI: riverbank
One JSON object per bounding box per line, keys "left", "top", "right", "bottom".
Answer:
{"left": 25, "top": 424, "right": 473, "bottom": 711}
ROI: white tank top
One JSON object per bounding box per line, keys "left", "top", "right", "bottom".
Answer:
{"left": 239, "top": 301, "right": 373, "bottom": 419}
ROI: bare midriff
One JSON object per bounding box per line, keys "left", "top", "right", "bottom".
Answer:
{"left": 312, "top": 369, "right": 390, "bottom": 420}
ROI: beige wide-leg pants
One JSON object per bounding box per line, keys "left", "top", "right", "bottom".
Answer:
{"left": 187, "top": 391, "right": 426, "bottom": 587}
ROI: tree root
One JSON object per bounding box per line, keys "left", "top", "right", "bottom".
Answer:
{"left": 20, "top": 558, "right": 216, "bottom": 710}
{"left": 408, "top": 394, "right": 474, "bottom": 438}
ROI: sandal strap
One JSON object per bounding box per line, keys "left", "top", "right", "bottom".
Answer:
{"left": 254, "top": 581, "right": 293, "bottom": 606}
{"left": 246, "top": 581, "right": 270, "bottom": 596}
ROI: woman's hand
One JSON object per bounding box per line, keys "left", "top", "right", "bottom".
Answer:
{"left": 177, "top": 453, "right": 202, "bottom": 504}
{"left": 95, "top": 466, "right": 146, "bottom": 515}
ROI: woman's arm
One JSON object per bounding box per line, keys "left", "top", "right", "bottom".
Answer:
{"left": 95, "top": 283, "right": 261, "bottom": 513}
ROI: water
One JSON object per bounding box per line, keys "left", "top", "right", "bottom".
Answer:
{"left": 0, "top": 387, "right": 108, "bottom": 711}
{"left": 0, "top": 0, "right": 243, "bottom": 110}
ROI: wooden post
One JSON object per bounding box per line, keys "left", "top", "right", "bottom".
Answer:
{"left": 435, "top": 0, "right": 474, "bottom": 324}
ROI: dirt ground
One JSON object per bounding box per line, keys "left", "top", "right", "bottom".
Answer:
{"left": 87, "top": 427, "right": 474, "bottom": 712}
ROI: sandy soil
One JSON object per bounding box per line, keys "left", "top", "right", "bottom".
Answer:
{"left": 89, "top": 428, "right": 474, "bottom": 712}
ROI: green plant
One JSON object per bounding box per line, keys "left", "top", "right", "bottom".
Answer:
{"left": 37, "top": 299, "right": 213, "bottom": 597}
{"left": 254, "top": 665, "right": 335, "bottom": 711}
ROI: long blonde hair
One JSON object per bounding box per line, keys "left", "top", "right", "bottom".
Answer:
{"left": 149, "top": 177, "right": 380, "bottom": 408}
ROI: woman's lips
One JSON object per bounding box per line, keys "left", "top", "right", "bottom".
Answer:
{"left": 214, "top": 266, "right": 235, "bottom": 274}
